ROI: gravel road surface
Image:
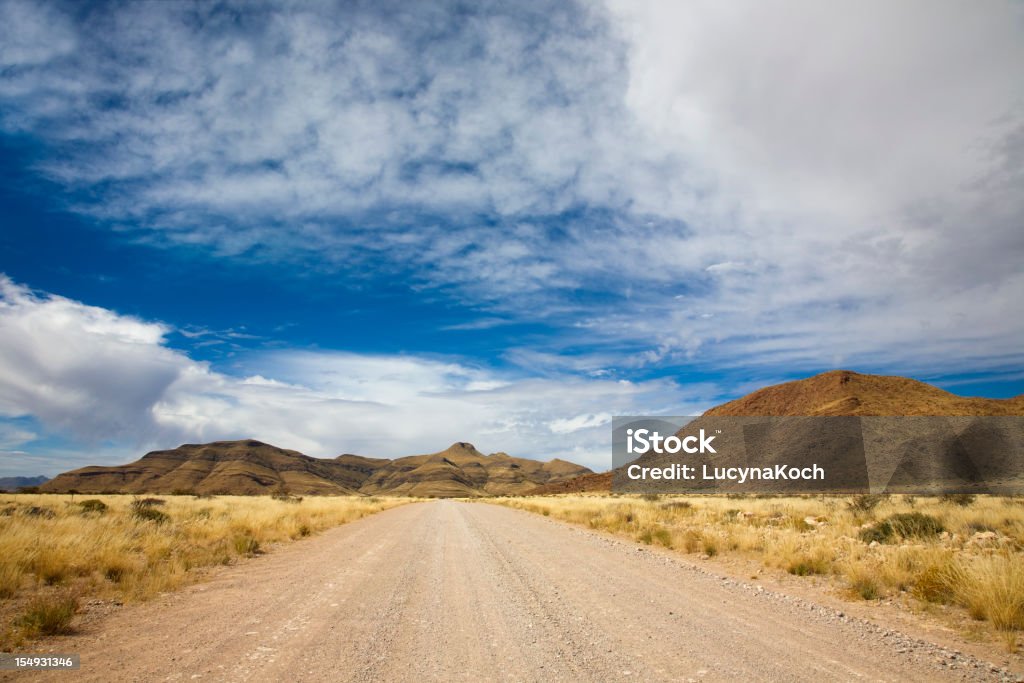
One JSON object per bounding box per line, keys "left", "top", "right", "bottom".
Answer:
{"left": 24, "top": 501, "right": 1021, "bottom": 682}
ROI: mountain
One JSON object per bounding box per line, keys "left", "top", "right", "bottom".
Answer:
{"left": 0, "top": 475, "right": 49, "bottom": 491}
{"left": 705, "top": 370, "right": 1024, "bottom": 417}
{"left": 527, "top": 472, "right": 612, "bottom": 495}
{"left": 532, "top": 370, "right": 1024, "bottom": 494}
{"left": 647, "top": 370, "right": 1023, "bottom": 494}
{"left": 39, "top": 440, "right": 592, "bottom": 497}
{"left": 357, "top": 442, "right": 589, "bottom": 497}
{"left": 40, "top": 441, "right": 363, "bottom": 496}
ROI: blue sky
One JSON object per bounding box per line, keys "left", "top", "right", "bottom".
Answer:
{"left": 1, "top": 0, "right": 1022, "bottom": 475}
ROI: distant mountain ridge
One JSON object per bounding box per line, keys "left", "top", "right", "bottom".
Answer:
{"left": 39, "top": 440, "right": 592, "bottom": 497}
{"left": 0, "top": 475, "right": 49, "bottom": 491}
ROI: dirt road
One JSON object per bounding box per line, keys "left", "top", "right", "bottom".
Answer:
{"left": 26, "top": 501, "right": 1015, "bottom": 681}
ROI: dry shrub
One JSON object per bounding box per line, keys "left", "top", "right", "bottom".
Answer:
{"left": 638, "top": 527, "right": 672, "bottom": 547}
{"left": 940, "top": 493, "right": 976, "bottom": 507}
{"left": 78, "top": 499, "right": 107, "bottom": 514}
{"left": 859, "top": 512, "right": 943, "bottom": 544}
{"left": 131, "top": 499, "right": 170, "bottom": 524}
{"left": 787, "top": 549, "right": 832, "bottom": 576}
{"left": 32, "top": 547, "right": 70, "bottom": 585}
{"left": 680, "top": 529, "right": 703, "bottom": 553}
{"left": 0, "top": 562, "right": 22, "bottom": 598}
{"left": 847, "top": 494, "right": 886, "bottom": 513}
{"left": 233, "top": 535, "right": 261, "bottom": 556}
{"left": 845, "top": 564, "right": 883, "bottom": 600}
{"left": 951, "top": 554, "right": 1024, "bottom": 635}
{"left": 17, "top": 592, "right": 78, "bottom": 636}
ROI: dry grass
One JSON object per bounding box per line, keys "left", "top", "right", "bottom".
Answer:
{"left": 489, "top": 493, "right": 1024, "bottom": 650}
{"left": 0, "top": 494, "right": 412, "bottom": 648}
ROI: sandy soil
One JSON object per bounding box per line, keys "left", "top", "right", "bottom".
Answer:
{"left": 17, "top": 501, "right": 1023, "bottom": 682}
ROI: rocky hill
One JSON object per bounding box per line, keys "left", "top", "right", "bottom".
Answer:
{"left": 357, "top": 442, "right": 587, "bottom": 497}
{"left": 39, "top": 440, "right": 591, "bottom": 497}
{"left": 705, "top": 370, "right": 1024, "bottom": 417}
{"left": 531, "top": 370, "right": 1024, "bottom": 494}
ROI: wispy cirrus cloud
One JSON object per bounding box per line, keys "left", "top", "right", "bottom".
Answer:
{"left": 0, "top": 0, "right": 1022, "bottom": 384}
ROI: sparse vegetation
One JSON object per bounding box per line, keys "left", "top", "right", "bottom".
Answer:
{"left": 847, "top": 493, "right": 886, "bottom": 513}
{"left": 16, "top": 593, "right": 78, "bottom": 636}
{"left": 233, "top": 534, "right": 261, "bottom": 556}
{"left": 489, "top": 493, "right": 1024, "bottom": 648}
{"left": 858, "top": 512, "right": 944, "bottom": 544}
{"left": 0, "top": 494, "right": 412, "bottom": 648}
{"left": 940, "top": 493, "right": 977, "bottom": 507}
{"left": 130, "top": 498, "right": 170, "bottom": 524}
{"left": 78, "top": 499, "right": 108, "bottom": 514}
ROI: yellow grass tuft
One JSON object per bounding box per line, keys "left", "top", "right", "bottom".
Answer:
{"left": 16, "top": 592, "right": 79, "bottom": 637}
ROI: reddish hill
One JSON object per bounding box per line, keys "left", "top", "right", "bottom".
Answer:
{"left": 706, "top": 370, "right": 1024, "bottom": 417}
{"left": 526, "top": 472, "right": 612, "bottom": 495}
{"left": 529, "top": 370, "right": 1024, "bottom": 494}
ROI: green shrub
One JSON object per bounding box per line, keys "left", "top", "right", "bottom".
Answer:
{"left": 859, "top": 524, "right": 894, "bottom": 544}
{"left": 859, "top": 512, "right": 944, "bottom": 544}
{"left": 78, "top": 499, "right": 107, "bottom": 513}
{"left": 130, "top": 499, "right": 169, "bottom": 524}
{"left": 888, "top": 512, "right": 944, "bottom": 538}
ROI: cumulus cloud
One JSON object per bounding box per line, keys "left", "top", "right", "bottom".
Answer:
{"left": 0, "top": 0, "right": 1021, "bottom": 380}
{"left": 0, "top": 276, "right": 188, "bottom": 440}
{"left": 0, "top": 277, "right": 712, "bottom": 472}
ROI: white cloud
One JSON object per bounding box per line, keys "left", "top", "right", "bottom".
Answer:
{"left": 0, "top": 423, "right": 35, "bottom": 450}
{"left": 0, "top": 277, "right": 713, "bottom": 472}
{"left": 0, "top": 276, "right": 188, "bottom": 441}
{"left": 0, "top": 1, "right": 1021, "bottom": 380}
{"left": 0, "top": 0, "right": 76, "bottom": 68}
{"left": 594, "top": 0, "right": 1024, "bottom": 372}
{"left": 547, "top": 413, "right": 613, "bottom": 435}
